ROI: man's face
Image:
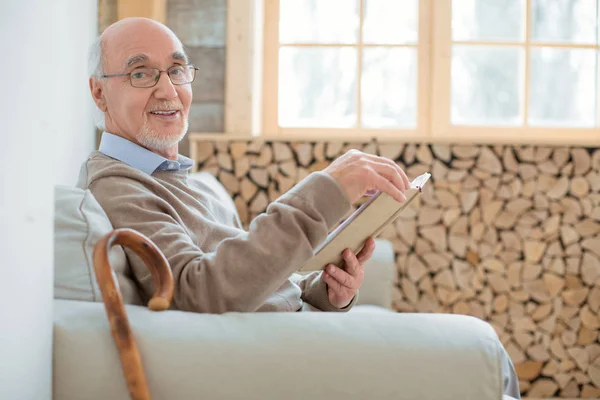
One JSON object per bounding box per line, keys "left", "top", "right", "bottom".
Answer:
{"left": 95, "top": 23, "right": 192, "bottom": 151}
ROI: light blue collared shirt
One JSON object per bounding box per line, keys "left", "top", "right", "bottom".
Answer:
{"left": 98, "top": 132, "right": 194, "bottom": 175}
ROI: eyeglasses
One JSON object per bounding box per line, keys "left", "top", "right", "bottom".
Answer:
{"left": 101, "top": 64, "right": 199, "bottom": 88}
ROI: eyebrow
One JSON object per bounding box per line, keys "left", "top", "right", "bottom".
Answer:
{"left": 173, "top": 50, "right": 189, "bottom": 64}
{"left": 125, "top": 54, "right": 149, "bottom": 68}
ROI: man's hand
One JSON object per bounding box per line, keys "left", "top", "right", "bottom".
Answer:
{"left": 322, "top": 237, "right": 376, "bottom": 309}
{"left": 323, "top": 149, "right": 410, "bottom": 204}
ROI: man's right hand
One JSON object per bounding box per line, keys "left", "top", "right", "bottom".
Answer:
{"left": 323, "top": 149, "right": 410, "bottom": 204}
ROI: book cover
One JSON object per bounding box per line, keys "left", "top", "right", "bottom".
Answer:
{"left": 299, "top": 172, "right": 431, "bottom": 272}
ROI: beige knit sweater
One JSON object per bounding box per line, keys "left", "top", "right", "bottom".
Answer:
{"left": 77, "top": 151, "right": 356, "bottom": 313}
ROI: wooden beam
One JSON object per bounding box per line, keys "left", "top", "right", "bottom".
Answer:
{"left": 225, "top": 0, "right": 264, "bottom": 136}
{"left": 118, "top": 0, "right": 167, "bottom": 24}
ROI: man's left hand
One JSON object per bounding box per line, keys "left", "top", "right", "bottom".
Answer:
{"left": 322, "top": 237, "right": 376, "bottom": 309}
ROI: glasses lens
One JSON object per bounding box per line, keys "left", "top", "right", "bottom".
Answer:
{"left": 130, "top": 67, "right": 159, "bottom": 88}
{"left": 169, "top": 65, "right": 195, "bottom": 85}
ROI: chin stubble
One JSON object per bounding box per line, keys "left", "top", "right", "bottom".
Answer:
{"left": 137, "top": 117, "right": 189, "bottom": 151}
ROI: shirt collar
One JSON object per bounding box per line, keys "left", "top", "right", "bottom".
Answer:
{"left": 98, "top": 132, "right": 194, "bottom": 175}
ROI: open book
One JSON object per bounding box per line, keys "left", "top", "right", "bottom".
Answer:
{"left": 299, "top": 172, "right": 431, "bottom": 272}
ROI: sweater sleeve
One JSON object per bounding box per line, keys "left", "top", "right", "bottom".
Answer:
{"left": 89, "top": 170, "right": 352, "bottom": 314}
{"left": 290, "top": 272, "right": 358, "bottom": 312}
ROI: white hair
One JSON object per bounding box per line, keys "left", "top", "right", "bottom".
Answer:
{"left": 88, "top": 36, "right": 106, "bottom": 130}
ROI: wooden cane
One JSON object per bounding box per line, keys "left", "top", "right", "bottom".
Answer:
{"left": 93, "top": 228, "right": 174, "bottom": 400}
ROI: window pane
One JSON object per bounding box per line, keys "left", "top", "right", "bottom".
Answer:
{"left": 531, "top": 0, "right": 597, "bottom": 44}
{"left": 363, "top": 0, "right": 418, "bottom": 44}
{"left": 279, "top": 0, "right": 359, "bottom": 44}
{"left": 452, "top": 0, "right": 524, "bottom": 41}
{"left": 362, "top": 48, "right": 417, "bottom": 128}
{"left": 452, "top": 45, "right": 523, "bottom": 125}
{"left": 279, "top": 47, "right": 357, "bottom": 128}
{"left": 529, "top": 48, "right": 596, "bottom": 127}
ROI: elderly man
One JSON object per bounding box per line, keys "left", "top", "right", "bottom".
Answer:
{"left": 81, "top": 17, "right": 519, "bottom": 398}
{"left": 82, "top": 17, "right": 410, "bottom": 313}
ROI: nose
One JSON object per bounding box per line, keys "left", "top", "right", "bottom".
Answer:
{"left": 153, "top": 71, "right": 178, "bottom": 100}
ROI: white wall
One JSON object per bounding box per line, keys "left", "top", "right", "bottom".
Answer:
{"left": 0, "top": 1, "right": 96, "bottom": 399}
{"left": 53, "top": 2, "right": 98, "bottom": 185}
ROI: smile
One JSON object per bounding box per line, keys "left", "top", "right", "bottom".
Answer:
{"left": 150, "top": 110, "right": 179, "bottom": 116}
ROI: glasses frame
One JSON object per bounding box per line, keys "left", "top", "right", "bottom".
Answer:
{"left": 101, "top": 64, "right": 199, "bottom": 88}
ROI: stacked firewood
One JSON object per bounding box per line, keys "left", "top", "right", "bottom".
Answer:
{"left": 193, "top": 138, "right": 600, "bottom": 398}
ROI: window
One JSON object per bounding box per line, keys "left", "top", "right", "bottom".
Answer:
{"left": 431, "top": 0, "right": 600, "bottom": 144}
{"left": 228, "top": 0, "right": 600, "bottom": 145}
{"left": 262, "top": 0, "right": 430, "bottom": 139}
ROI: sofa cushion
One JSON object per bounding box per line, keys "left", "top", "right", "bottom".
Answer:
{"left": 54, "top": 186, "right": 142, "bottom": 305}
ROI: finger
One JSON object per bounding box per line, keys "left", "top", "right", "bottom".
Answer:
{"left": 342, "top": 248, "right": 361, "bottom": 276}
{"left": 383, "top": 158, "right": 410, "bottom": 191}
{"left": 385, "top": 159, "right": 410, "bottom": 191}
{"left": 322, "top": 270, "right": 346, "bottom": 293}
{"left": 357, "top": 237, "right": 376, "bottom": 263}
{"left": 395, "top": 165, "right": 410, "bottom": 191}
{"left": 371, "top": 172, "right": 407, "bottom": 204}
{"left": 363, "top": 153, "right": 410, "bottom": 191}
{"left": 325, "top": 264, "right": 355, "bottom": 289}
{"left": 366, "top": 160, "right": 407, "bottom": 194}
{"left": 402, "top": 169, "right": 410, "bottom": 190}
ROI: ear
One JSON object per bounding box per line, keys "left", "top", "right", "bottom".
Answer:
{"left": 89, "top": 77, "right": 107, "bottom": 112}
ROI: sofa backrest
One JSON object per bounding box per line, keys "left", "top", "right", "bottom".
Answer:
{"left": 54, "top": 186, "right": 142, "bottom": 305}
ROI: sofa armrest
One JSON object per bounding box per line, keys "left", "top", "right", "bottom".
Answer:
{"left": 54, "top": 299, "right": 504, "bottom": 400}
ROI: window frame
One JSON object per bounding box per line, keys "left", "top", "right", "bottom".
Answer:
{"left": 220, "top": 0, "right": 600, "bottom": 146}
{"left": 261, "top": 0, "right": 432, "bottom": 140}
{"left": 431, "top": 0, "right": 600, "bottom": 146}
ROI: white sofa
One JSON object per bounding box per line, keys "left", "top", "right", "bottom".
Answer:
{"left": 53, "top": 173, "right": 512, "bottom": 400}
